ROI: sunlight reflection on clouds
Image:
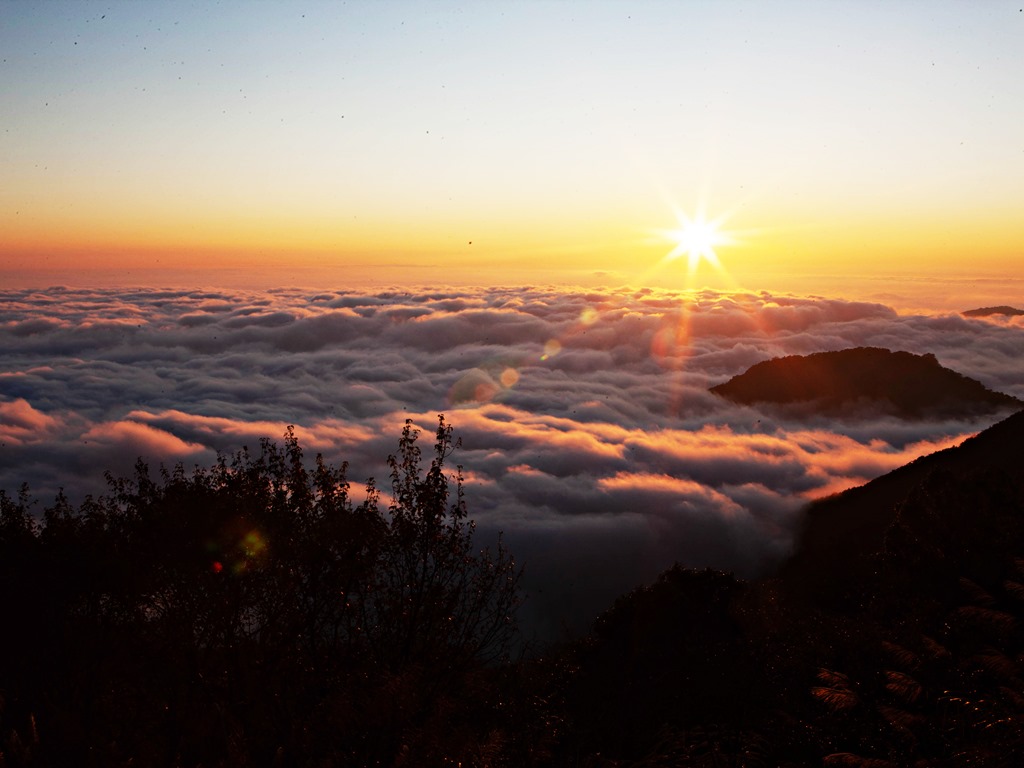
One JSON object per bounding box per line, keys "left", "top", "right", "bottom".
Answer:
{"left": 2, "top": 284, "right": 1021, "bottom": 637}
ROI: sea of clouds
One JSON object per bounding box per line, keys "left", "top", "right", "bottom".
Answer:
{"left": 2, "top": 285, "right": 1023, "bottom": 640}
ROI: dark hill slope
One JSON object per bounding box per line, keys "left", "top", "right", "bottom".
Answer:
{"left": 710, "top": 347, "right": 1020, "bottom": 418}
{"left": 568, "top": 408, "right": 1024, "bottom": 766}
{"left": 782, "top": 407, "right": 1024, "bottom": 601}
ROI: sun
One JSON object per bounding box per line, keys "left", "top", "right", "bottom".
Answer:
{"left": 640, "top": 202, "right": 743, "bottom": 291}
{"left": 663, "top": 208, "right": 733, "bottom": 273}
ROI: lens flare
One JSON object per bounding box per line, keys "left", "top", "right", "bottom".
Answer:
{"left": 241, "top": 529, "right": 267, "bottom": 558}
{"left": 205, "top": 523, "right": 270, "bottom": 575}
{"left": 650, "top": 321, "right": 690, "bottom": 366}
{"left": 449, "top": 362, "right": 523, "bottom": 406}
{"left": 541, "top": 338, "right": 562, "bottom": 360}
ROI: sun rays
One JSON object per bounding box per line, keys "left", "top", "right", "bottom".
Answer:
{"left": 624, "top": 201, "right": 746, "bottom": 414}
{"left": 657, "top": 205, "right": 737, "bottom": 281}
{"left": 663, "top": 209, "right": 731, "bottom": 272}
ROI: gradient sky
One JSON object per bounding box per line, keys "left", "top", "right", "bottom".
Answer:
{"left": 3, "top": 1, "right": 1023, "bottom": 295}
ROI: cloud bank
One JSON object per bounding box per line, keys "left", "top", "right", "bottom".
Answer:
{"left": 3, "top": 285, "right": 1022, "bottom": 639}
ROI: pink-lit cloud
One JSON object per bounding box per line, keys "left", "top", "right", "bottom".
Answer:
{"left": 0, "top": 398, "right": 62, "bottom": 444}
{"left": 80, "top": 420, "right": 209, "bottom": 459}
{"left": 1, "top": 284, "right": 1021, "bottom": 638}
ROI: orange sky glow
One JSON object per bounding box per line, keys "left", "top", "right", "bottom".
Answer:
{"left": 2, "top": 1, "right": 1023, "bottom": 311}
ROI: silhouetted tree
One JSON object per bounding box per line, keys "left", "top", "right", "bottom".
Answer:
{"left": 0, "top": 416, "right": 520, "bottom": 767}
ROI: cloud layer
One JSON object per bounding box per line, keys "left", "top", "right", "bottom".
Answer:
{"left": 3, "top": 285, "right": 1022, "bottom": 639}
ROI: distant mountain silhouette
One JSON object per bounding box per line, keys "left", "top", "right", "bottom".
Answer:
{"left": 710, "top": 346, "right": 1021, "bottom": 418}
{"left": 783, "top": 407, "right": 1024, "bottom": 601}
{"left": 962, "top": 305, "right": 1024, "bottom": 317}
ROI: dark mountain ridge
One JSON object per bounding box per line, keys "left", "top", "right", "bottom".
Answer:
{"left": 782, "top": 407, "right": 1024, "bottom": 600}
{"left": 962, "top": 305, "right": 1024, "bottom": 318}
{"left": 710, "top": 346, "right": 1021, "bottom": 418}
{"left": 569, "top": 405, "right": 1024, "bottom": 765}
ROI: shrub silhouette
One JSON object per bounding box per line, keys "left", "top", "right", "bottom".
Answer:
{"left": 0, "top": 416, "right": 520, "bottom": 767}
{"left": 6, "top": 409, "right": 1024, "bottom": 767}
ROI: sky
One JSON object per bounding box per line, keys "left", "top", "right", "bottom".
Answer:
{"left": 3, "top": 2, "right": 1024, "bottom": 640}
{"left": 2, "top": 0, "right": 1023, "bottom": 299}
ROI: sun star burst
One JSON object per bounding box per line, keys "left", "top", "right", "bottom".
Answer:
{"left": 663, "top": 209, "right": 733, "bottom": 273}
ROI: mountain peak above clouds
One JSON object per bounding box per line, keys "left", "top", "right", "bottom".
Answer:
{"left": 710, "top": 347, "right": 1021, "bottom": 419}
{"left": 962, "top": 305, "right": 1024, "bottom": 318}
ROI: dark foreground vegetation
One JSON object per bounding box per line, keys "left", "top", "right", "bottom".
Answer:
{"left": 3, "top": 412, "right": 1024, "bottom": 766}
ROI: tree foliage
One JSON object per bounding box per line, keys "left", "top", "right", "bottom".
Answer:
{"left": 0, "top": 416, "right": 520, "bottom": 767}
{"left": 5, "top": 413, "right": 1024, "bottom": 766}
